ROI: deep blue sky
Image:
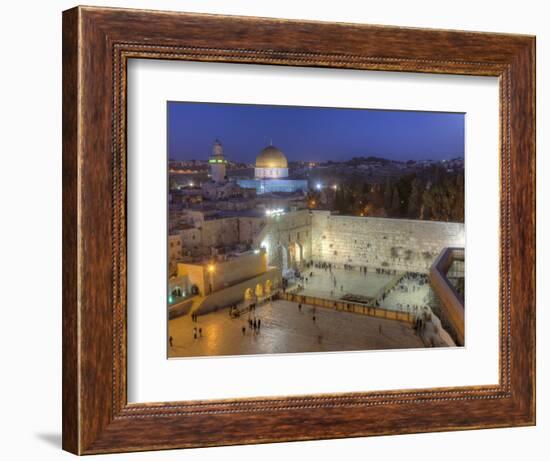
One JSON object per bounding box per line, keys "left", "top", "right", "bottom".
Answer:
{"left": 168, "top": 102, "right": 464, "bottom": 164}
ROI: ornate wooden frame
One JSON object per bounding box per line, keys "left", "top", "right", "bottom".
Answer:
{"left": 62, "top": 6, "right": 536, "bottom": 455}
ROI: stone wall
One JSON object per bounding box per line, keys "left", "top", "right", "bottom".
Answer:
{"left": 177, "top": 249, "right": 269, "bottom": 295}
{"left": 196, "top": 267, "right": 281, "bottom": 314}
{"left": 178, "top": 216, "right": 266, "bottom": 260}
{"left": 176, "top": 209, "right": 465, "bottom": 280}
{"left": 168, "top": 234, "right": 183, "bottom": 275}
{"left": 311, "top": 211, "right": 465, "bottom": 273}
{"left": 258, "top": 210, "right": 312, "bottom": 272}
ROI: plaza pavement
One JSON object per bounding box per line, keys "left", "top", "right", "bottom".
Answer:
{"left": 298, "top": 267, "right": 392, "bottom": 301}
{"left": 168, "top": 299, "right": 424, "bottom": 358}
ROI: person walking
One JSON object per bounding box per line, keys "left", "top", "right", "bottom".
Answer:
{"left": 242, "top": 326, "right": 246, "bottom": 335}
{"left": 258, "top": 319, "right": 261, "bottom": 330}
{"left": 169, "top": 336, "right": 173, "bottom": 348}
{"left": 198, "top": 327, "right": 202, "bottom": 337}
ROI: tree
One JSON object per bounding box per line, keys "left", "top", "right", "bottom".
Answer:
{"left": 333, "top": 187, "right": 350, "bottom": 214}
{"left": 407, "top": 178, "right": 422, "bottom": 218}
{"left": 391, "top": 187, "right": 401, "bottom": 216}
{"left": 383, "top": 177, "right": 393, "bottom": 211}
{"left": 452, "top": 172, "right": 465, "bottom": 222}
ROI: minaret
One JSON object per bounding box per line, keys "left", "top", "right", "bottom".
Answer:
{"left": 209, "top": 139, "right": 227, "bottom": 183}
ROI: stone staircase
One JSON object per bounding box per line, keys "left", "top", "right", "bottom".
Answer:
{"left": 168, "top": 295, "right": 205, "bottom": 320}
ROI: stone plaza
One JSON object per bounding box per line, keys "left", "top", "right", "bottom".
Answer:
{"left": 168, "top": 299, "right": 424, "bottom": 358}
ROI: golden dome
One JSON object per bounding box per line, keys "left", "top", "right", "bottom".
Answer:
{"left": 255, "top": 145, "right": 288, "bottom": 168}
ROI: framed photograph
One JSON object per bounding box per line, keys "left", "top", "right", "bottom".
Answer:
{"left": 62, "top": 6, "right": 535, "bottom": 454}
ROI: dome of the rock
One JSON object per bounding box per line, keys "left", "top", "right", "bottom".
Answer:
{"left": 255, "top": 145, "right": 288, "bottom": 169}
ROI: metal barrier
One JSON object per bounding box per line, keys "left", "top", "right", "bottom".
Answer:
{"left": 279, "top": 291, "right": 414, "bottom": 325}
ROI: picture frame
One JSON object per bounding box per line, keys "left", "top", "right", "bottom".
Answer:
{"left": 62, "top": 5, "right": 535, "bottom": 455}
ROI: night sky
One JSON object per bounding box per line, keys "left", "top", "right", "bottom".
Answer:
{"left": 168, "top": 102, "right": 464, "bottom": 164}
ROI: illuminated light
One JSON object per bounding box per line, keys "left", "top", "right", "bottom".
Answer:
{"left": 207, "top": 264, "right": 215, "bottom": 273}
{"left": 189, "top": 182, "right": 194, "bottom": 187}
{"left": 254, "top": 249, "right": 260, "bottom": 254}
{"left": 168, "top": 295, "right": 174, "bottom": 304}
{"left": 315, "top": 183, "right": 322, "bottom": 190}
{"left": 265, "top": 208, "right": 285, "bottom": 217}
{"left": 332, "top": 184, "right": 338, "bottom": 190}
{"left": 260, "top": 239, "right": 269, "bottom": 256}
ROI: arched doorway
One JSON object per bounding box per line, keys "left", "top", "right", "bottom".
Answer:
{"left": 244, "top": 287, "right": 254, "bottom": 306}
{"left": 290, "top": 242, "right": 303, "bottom": 266}
{"left": 244, "top": 288, "right": 254, "bottom": 304}
{"left": 279, "top": 244, "right": 290, "bottom": 276}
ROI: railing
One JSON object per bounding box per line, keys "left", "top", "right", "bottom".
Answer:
{"left": 428, "top": 247, "right": 465, "bottom": 346}
{"left": 279, "top": 291, "right": 415, "bottom": 325}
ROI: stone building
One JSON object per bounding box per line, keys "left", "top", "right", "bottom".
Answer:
{"left": 176, "top": 248, "right": 281, "bottom": 314}
{"left": 168, "top": 233, "right": 183, "bottom": 276}
{"left": 174, "top": 211, "right": 267, "bottom": 262}
{"left": 255, "top": 209, "right": 312, "bottom": 276}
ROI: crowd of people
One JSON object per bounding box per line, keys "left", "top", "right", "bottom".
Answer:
{"left": 375, "top": 267, "right": 398, "bottom": 275}
{"left": 376, "top": 271, "right": 430, "bottom": 315}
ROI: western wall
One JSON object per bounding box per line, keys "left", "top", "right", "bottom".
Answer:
{"left": 310, "top": 211, "right": 465, "bottom": 273}
{"left": 257, "top": 209, "right": 464, "bottom": 275}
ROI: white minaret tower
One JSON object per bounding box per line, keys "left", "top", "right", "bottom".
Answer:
{"left": 209, "top": 139, "right": 227, "bottom": 183}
